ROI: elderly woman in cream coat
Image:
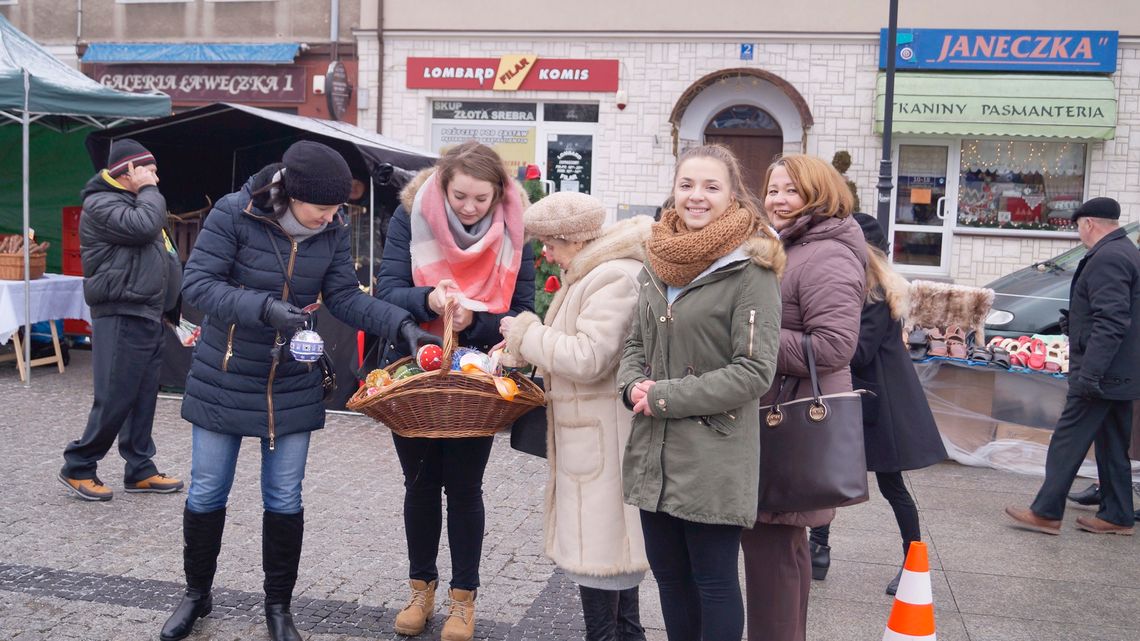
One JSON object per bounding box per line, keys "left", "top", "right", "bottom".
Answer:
{"left": 500, "top": 192, "right": 652, "bottom": 641}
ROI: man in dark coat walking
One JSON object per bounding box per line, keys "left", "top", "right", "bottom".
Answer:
{"left": 1006, "top": 197, "right": 1140, "bottom": 535}
{"left": 59, "top": 139, "right": 184, "bottom": 502}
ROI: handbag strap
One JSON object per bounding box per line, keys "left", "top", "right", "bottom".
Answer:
{"left": 263, "top": 226, "right": 300, "bottom": 309}
{"left": 801, "top": 332, "right": 823, "bottom": 401}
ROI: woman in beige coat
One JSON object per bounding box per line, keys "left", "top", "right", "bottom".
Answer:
{"left": 501, "top": 192, "right": 653, "bottom": 641}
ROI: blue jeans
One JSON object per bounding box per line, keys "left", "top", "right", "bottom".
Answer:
{"left": 186, "top": 425, "right": 310, "bottom": 514}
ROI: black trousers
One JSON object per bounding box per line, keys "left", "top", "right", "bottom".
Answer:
{"left": 639, "top": 510, "right": 744, "bottom": 641}
{"left": 1032, "top": 394, "right": 1135, "bottom": 526}
{"left": 62, "top": 315, "right": 164, "bottom": 483}
{"left": 392, "top": 433, "right": 494, "bottom": 590}
{"left": 810, "top": 471, "right": 920, "bottom": 558}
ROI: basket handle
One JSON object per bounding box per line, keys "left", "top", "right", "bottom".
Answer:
{"left": 440, "top": 300, "right": 461, "bottom": 366}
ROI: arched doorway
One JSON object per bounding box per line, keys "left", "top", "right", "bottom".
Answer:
{"left": 704, "top": 104, "right": 783, "bottom": 198}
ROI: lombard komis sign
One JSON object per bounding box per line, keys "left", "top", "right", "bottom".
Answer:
{"left": 407, "top": 56, "right": 619, "bottom": 92}
{"left": 880, "top": 29, "right": 1118, "bottom": 73}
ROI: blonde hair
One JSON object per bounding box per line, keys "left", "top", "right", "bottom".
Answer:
{"left": 673, "top": 144, "right": 777, "bottom": 239}
{"left": 865, "top": 246, "right": 910, "bottom": 320}
{"left": 763, "top": 154, "right": 855, "bottom": 220}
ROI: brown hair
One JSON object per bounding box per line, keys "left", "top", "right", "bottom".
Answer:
{"left": 763, "top": 154, "right": 855, "bottom": 220}
{"left": 673, "top": 144, "right": 775, "bottom": 233}
{"left": 435, "top": 140, "right": 511, "bottom": 207}
{"left": 865, "top": 246, "right": 910, "bottom": 320}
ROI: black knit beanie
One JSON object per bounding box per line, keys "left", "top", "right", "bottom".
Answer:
{"left": 853, "top": 212, "right": 889, "bottom": 253}
{"left": 107, "top": 138, "right": 156, "bottom": 177}
{"left": 282, "top": 141, "right": 352, "bottom": 205}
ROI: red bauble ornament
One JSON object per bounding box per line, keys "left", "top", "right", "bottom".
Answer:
{"left": 544, "top": 275, "right": 561, "bottom": 293}
{"left": 416, "top": 344, "right": 444, "bottom": 371}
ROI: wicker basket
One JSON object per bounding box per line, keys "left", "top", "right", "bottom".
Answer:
{"left": 347, "top": 305, "right": 545, "bottom": 438}
{"left": 0, "top": 252, "right": 46, "bottom": 280}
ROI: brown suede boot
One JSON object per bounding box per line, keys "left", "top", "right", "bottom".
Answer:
{"left": 440, "top": 588, "right": 476, "bottom": 641}
{"left": 393, "top": 579, "right": 437, "bottom": 636}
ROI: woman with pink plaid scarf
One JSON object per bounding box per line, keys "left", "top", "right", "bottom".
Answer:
{"left": 375, "top": 141, "right": 535, "bottom": 641}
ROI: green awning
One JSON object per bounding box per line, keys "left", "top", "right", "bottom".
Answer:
{"left": 875, "top": 72, "right": 1116, "bottom": 140}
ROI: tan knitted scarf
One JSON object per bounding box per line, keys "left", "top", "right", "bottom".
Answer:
{"left": 647, "top": 202, "right": 760, "bottom": 287}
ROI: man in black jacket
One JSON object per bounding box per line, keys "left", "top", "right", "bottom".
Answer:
{"left": 59, "top": 139, "right": 184, "bottom": 502}
{"left": 1006, "top": 197, "right": 1140, "bottom": 535}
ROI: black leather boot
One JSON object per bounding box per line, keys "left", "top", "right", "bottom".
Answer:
{"left": 263, "top": 509, "right": 304, "bottom": 641}
{"left": 616, "top": 586, "right": 646, "bottom": 641}
{"left": 808, "top": 540, "right": 831, "bottom": 581}
{"left": 885, "top": 566, "right": 904, "bottom": 596}
{"left": 161, "top": 507, "right": 226, "bottom": 641}
{"left": 579, "top": 585, "right": 618, "bottom": 641}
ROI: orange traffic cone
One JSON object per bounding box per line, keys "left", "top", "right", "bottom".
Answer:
{"left": 882, "top": 541, "right": 936, "bottom": 640}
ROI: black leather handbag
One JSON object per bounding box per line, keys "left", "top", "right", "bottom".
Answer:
{"left": 509, "top": 375, "right": 547, "bottom": 458}
{"left": 757, "top": 334, "right": 870, "bottom": 512}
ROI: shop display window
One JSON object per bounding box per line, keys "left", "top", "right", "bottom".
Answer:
{"left": 957, "top": 139, "right": 1086, "bottom": 232}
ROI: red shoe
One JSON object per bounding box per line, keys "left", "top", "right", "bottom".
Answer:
{"left": 1027, "top": 338, "right": 1047, "bottom": 371}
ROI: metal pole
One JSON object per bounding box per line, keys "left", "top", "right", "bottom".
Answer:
{"left": 21, "top": 69, "right": 32, "bottom": 385}
{"left": 368, "top": 177, "right": 376, "bottom": 291}
{"left": 875, "top": 0, "right": 900, "bottom": 230}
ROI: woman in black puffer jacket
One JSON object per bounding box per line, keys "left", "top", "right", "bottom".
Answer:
{"left": 160, "top": 141, "right": 438, "bottom": 641}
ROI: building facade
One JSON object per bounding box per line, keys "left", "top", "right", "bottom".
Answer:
{"left": 357, "top": 0, "right": 1140, "bottom": 286}
{"left": 5, "top": 0, "right": 1140, "bottom": 286}
{"left": 1, "top": 0, "right": 360, "bottom": 122}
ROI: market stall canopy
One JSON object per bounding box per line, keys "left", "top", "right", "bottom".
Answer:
{"left": 84, "top": 102, "right": 436, "bottom": 213}
{"left": 0, "top": 14, "right": 171, "bottom": 128}
{"left": 875, "top": 72, "right": 1117, "bottom": 141}
{"left": 82, "top": 43, "right": 301, "bottom": 65}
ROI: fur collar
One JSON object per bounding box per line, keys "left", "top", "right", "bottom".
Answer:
{"left": 542, "top": 215, "right": 653, "bottom": 326}
{"left": 399, "top": 166, "right": 531, "bottom": 212}
{"left": 561, "top": 216, "right": 653, "bottom": 289}
{"left": 744, "top": 234, "right": 787, "bottom": 278}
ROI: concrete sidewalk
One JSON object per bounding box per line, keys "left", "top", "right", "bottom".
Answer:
{"left": 0, "top": 350, "right": 1137, "bottom": 641}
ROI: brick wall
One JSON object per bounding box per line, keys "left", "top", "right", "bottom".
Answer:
{"left": 355, "top": 35, "right": 1139, "bottom": 287}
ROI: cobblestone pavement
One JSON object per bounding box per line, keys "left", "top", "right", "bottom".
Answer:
{"left": 2, "top": 350, "right": 1139, "bottom": 641}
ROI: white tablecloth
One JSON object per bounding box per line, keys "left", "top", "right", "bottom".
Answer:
{"left": 0, "top": 274, "right": 90, "bottom": 345}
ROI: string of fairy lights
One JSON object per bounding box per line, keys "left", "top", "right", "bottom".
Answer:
{"left": 960, "top": 139, "right": 1085, "bottom": 177}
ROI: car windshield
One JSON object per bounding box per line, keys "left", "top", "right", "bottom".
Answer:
{"left": 1037, "top": 222, "right": 1140, "bottom": 270}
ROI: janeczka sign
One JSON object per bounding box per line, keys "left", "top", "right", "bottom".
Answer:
{"left": 407, "top": 56, "right": 619, "bottom": 92}
{"left": 880, "top": 29, "right": 1118, "bottom": 73}
{"left": 91, "top": 64, "right": 306, "bottom": 103}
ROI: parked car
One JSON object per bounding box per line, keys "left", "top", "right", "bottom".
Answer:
{"left": 984, "top": 222, "right": 1140, "bottom": 339}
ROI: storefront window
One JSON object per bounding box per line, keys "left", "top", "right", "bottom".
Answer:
{"left": 545, "top": 103, "right": 599, "bottom": 123}
{"left": 957, "top": 139, "right": 1086, "bottom": 232}
{"left": 430, "top": 100, "right": 598, "bottom": 192}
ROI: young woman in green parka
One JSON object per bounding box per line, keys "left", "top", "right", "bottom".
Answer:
{"left": 618, "top": 144, "right": 784, "bottom": 641}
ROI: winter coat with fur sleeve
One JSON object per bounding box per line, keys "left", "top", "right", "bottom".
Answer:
{"left": 505, "top": 217, "right": 652, "bottom": 578}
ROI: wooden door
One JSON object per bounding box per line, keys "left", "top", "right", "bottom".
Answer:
{"left": 706, "top": 133, "right": 784, "bottom": 199}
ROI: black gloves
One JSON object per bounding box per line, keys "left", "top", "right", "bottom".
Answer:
{"left": 262, "top": 298, "right": 307, "bottom": 335}
{"left": 1069, "top": 374, "right": 1103, "bottom": 400}
{"left": 399, "top": 319, "right": 442, "bottom": 357}
{"left": 1058, "top": 308, "right": 1069, "bottom": 336}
